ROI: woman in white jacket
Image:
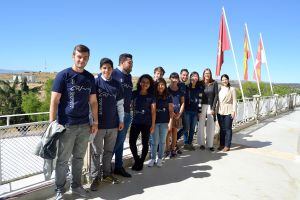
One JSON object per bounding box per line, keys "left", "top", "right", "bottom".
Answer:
{"left": 217, "top": 74, "right": 237, "bottom": 152}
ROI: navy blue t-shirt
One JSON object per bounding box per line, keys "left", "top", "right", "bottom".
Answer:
{"left": 132, "top": 91, "right": 156, "bottom": 126}
{"left": 111, "top": 68, "right": 133, "bottom": 113}
{"left": 185, "top": 84, "right": 204, "bottom": 113}
{"left": 52, "top": 67, "right": 96, "bottom": 125}
{"left": 95, "top": 75, "right": 124, "bottom": 129}
{"left": 178, "top": 82, "right": 187, "bottom": 95}
{"left": 155, "top": 95, "right": 173, "bottom": 124}
{"left": 168, "top": 87, "right": 184, "bottom": 114}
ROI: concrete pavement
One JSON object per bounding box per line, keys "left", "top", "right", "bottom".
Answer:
{"left": 49, "top": 108, "right": 300, "bottom": 200}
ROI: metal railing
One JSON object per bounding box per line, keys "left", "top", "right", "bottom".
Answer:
{"left": 0, "top": 93, "right": 299, "bottom": 195}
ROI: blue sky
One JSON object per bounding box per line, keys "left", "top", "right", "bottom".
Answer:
{"left": 0, "top": 0, "right": 299, "bottom": 83}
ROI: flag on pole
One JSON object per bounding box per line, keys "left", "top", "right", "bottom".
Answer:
{"left": 216, "top": 12, "right": 230, "bottom": 76}
{"left": 253, "top": 38, "right": 266, "bottom": 81}
{"left": 243, "top": 31, "right": 251, "bottom": 80}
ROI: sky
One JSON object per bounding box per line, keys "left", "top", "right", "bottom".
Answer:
{"left": 0, "top": 0, "right": 299, "bottom": 83}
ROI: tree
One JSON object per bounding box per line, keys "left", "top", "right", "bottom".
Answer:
{"left": 21, "top": 76, "right": 29, "bottom": 93}
{"left": 21, "top": 92, "right": 42, "bottom": 121}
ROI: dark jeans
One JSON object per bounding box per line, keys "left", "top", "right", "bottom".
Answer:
{"left": 217, "top": 114, "right": 233, "bottom": 148}
{"left": 129, "top": 124, "right": 151, "bottom": 163}
{"left": 177, "top": 113, "right": 187, "bottom": 143}
{"left": 113, "top": 112, "right": 132, "bottom": 169}
{"left": 183, "top": 111, "right": 198, "bottom": 144}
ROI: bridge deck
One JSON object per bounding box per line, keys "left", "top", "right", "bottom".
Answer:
{"left": 47, "top": 108, "right": 300, "bottom": 200}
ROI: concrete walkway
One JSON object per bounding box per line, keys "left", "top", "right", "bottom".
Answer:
{"left": 51, "top": 108, "right": 300, "bottom": 200}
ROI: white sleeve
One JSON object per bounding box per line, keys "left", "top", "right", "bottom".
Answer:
{"left": 117, "top": 99, "right": 124, "bottom": 123}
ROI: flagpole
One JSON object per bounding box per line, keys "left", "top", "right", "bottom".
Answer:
{"left": 260, "top": 33, "right": 274, "bottom": 95}
{"left": 222, "top": 7, "right": 245, "bottom": 102}
{"left": 245, "top": 23, "right": 262, "bottom": 96}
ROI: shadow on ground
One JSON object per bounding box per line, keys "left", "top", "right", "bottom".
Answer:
{"left": 62, "top": 150, "right": 226, "bottom": 200}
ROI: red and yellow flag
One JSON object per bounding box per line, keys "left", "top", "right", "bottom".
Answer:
{"left": 216, "top": 13, "right": 230, "bottom": 76}
{"left": 243, "top": 31, "right": 251, "bottom": 80}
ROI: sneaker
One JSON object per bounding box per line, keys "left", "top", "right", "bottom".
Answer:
{"left": 156, "top": 159, "right": 163, "bottom": 167}
{"left": 183, "top": 144, "right": 190, "bottom": 150}
{"left": 148, "top": 159, "right": 155, "bottom": 167}
{"left": 114, "top": 167, "right": 132, "bottom": 177}
{"left": 170, "top": 150, "right": 177, "bottom": 158}
{"left": 223, "top": 147, "right": 230, "bottom": 152}
{"left": 164, "top": 150, "right": 170, "bottom": 158}
{"left": 209, "top": 147, "right": 215, "bottom": 152}
{"left": 102, "top": 175, "right": 120, "bottom": 184}
{"left": 177, "top": 149, "right": 183, "bottom": 154}
{"left": 90, "top": 179, "right": 100, "bottom": 191}
{"left": 199, "top": 145, "right": 205, "bottom": 150}
{"left": 70, "top": 186, "right": 89, "bottom": 198}
{"left": 190, "top": 144, "right": 196, "bottom": 151}
{"left": 55, "top": 192, "right": 64, "bottom": 200}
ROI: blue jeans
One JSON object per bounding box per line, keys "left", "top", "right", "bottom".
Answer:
{"left": 151, "top": 123, "right": 168, "bottom": 159}
{"left": 55, "top": 123, "right": 90, "bottom": 192}
{"left": 217, "top": 114, "right": 233, "bottom": 148}
{"left": 113, "top": 112, "right": 132, "bottom": 169}
{"left": 183, "top": 111, "right": 198, "bottom": 144}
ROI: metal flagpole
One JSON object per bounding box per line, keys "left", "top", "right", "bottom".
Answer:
{"left": 260, "top": 33, "right": 274, "bottom": 95}
{"left": 222, "top": 7, "right": 245, "bottom": 102}
{"left": 245, "top": 23, "right": 262, "bottom": 96}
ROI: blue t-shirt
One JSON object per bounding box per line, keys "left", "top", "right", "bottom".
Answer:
{"left": 112, "top": 68, "right": 133, "bottom": 113}
{"left": 155, "top": 95, "right": 173, "bottom": 124}
{"left": 132, "top": 91, "right": 156, "bottom": 125}
{"left": 185, "top": 84, "right": 204, "bottom": 112}
{"left": 178, "top": 82, "right": 187, "bottom": 95}
{"left": 52, "top": 67, "right": 96, "bottom": 125}
{"left": 168, "top": 87, "right": 184, "bottom": 114}
{"left": 95, "top": 75, "right": 124, "bottom": 129}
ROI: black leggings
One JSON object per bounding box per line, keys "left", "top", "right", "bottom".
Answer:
{"left": 129, "top": 124, "right": 150, "bottom": 163}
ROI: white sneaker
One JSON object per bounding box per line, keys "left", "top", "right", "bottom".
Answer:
{"left": 156, "top": 159, "right": 163, "bottom": 167}
{"left": 70, "top": 186, "right": 89, "bottom": 198}
{"left": 148, "top": 159, "right": 155, "bottom": 167}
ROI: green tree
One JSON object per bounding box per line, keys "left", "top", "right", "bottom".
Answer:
{"left": 21, "top": 76, "right": 29, "bottom": 93}
{"left": 21, "top": 92, "right": 42, "bottom": 121}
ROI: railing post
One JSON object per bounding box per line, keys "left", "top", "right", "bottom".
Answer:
{"left": 274, "top": 94, "right": 279, "bottom": 116}
{"left": 288, "top": 93, "right": 294, "bottom": 111}
{"left": 6, "top": 116, "right": 10, "bottom": 126}
{"left": 253, "top": 95, "right": 261, "bottom": 123}
{"left": 0, "top": 138, "right": 2, "bottom": 185}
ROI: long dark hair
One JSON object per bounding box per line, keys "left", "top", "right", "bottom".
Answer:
{"left": 189, "top": 71, "right": 201, "bottom": 88}
{"left": 221, "top": 74, "right": 231, "bottom": 88}
{"left": 201, "top": 68, "right": 214, "bottom": 84}
{"left": 155, "top": 78, "right": 168, "bottom": 100}
{"left": 136, "top": 74, "right": 154, "bottom": 95}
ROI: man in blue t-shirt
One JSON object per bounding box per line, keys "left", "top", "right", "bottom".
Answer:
{"left": 90, "top": 58, "right": 125, "bottom": 191}
{"left": 111, "top": 53, "right": 133, "bottom": 178}
{"left": 49, "top": 45, "right": 98, "bottom": 200}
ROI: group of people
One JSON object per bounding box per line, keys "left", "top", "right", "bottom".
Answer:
{"left": 49, "top": 44, "right": 237, "bottom": 200}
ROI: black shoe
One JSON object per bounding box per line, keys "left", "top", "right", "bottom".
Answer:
{"left": 135, "top": 162, "right": 144, "bottom": 171}
{"left": 177, "top": 149, "right": 183, "bottom": 154}
{"left": 209, "top": 147, "right": 215, "bottom": 152}
{"left": 90, "top": 179, "right": 100, "bottom": 191}
{"left": 132, "top": 161, "right": 139, "bottom": 171}
{"left": 199, "top": 145, "right": 205, "bottom": 150}
{"left": 114, "top": 167, "right": 132, "bottom": 178}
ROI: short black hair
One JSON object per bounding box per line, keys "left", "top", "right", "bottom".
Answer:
{"left": 180, "top": 68, "right": 189, "bottom": 74}
{"left": 119, "top": 53, "right": 132, "bottom": 65}
{"left": 73, "top": 44, "right": 90, "bottom": 56}
{"left": 100, "top": 57, "right": 113, "bottom": 68}
{"left": 169, "top": 72, "right": 179, "bottom": 79}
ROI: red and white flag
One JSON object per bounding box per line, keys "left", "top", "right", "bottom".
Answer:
{"left": 216, "top": 12, "right": 230, "bottom": 76}
{"left": 243, "top": 31, "right": 251, "bottom": 80}
{"left": 253, "top": 38, "right": 266, "bottom": 81}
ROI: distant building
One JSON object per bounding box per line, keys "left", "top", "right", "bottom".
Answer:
{"left": 12, "top": 75, "right": 36, "bottom": 83}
